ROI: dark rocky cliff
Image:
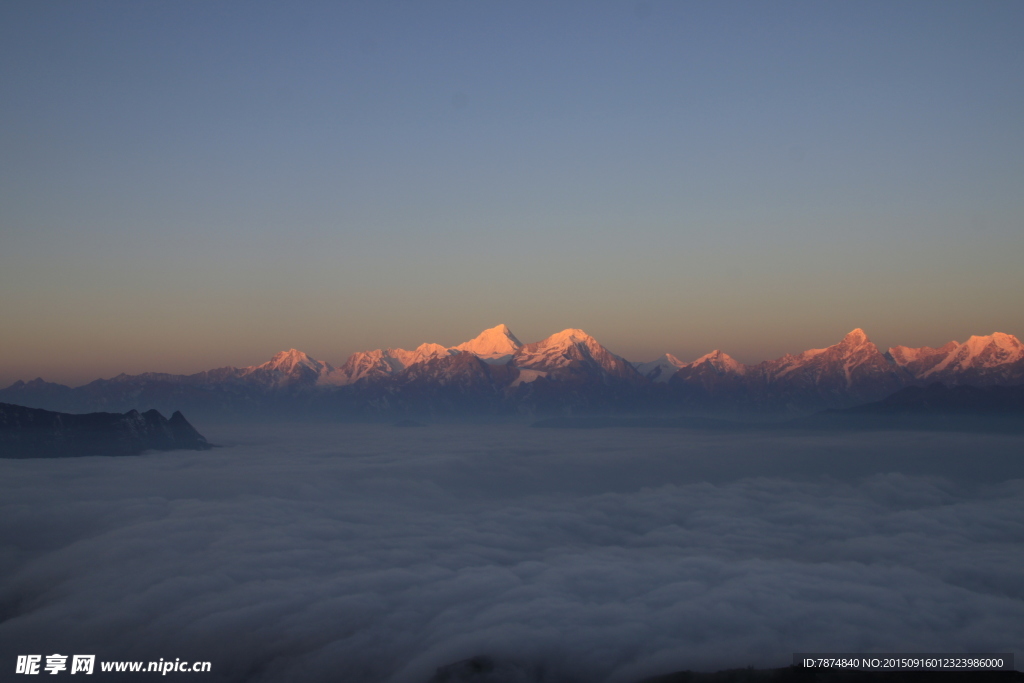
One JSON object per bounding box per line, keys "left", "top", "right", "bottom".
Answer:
{"left": 0, "top": 403, "right": 212, "bottom": 458}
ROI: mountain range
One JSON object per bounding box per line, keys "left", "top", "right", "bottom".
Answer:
{"left": 2, "top": 325, "right": 1022, "bottom": 419}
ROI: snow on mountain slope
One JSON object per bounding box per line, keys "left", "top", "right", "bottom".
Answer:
{"left": 239, "top": 349, "right": 335, "bottom": 389}
{"left": 453, "top": 324, "right": 523, "bottom": 360}
{"left": 761, "top": 329, "right": 876, "bottom": 382}
{"left": 328, "top": 327, "right": 526, "bottom": 385}
{"left": 6, "top": 327, "right": 1024, "bottom": 418}
{"left": 637, "top": 348, "right": 747, "bottom": 386}
{"left": 889, "top": 333, "right": 1024, "bottom": 384}
{"left": 634, "top": 354, "right": 687, "bottom": 382}
{"left": 683, "top": 349, "right": 747, "bottom": 375}
{"left": 513, "top": 329, "right": 599, "bottom": 370}
{"left": 928, "top": 333, "right": 1024, "bottom": 375}
{"left": 666, "top": 349, "right": 750, "bottom": 401}
{"left": 328, "top": 343, "right": 457, "bottom": 386}
{"left": 751, "top": 329, "right": 908, "bottom": 403}
{"left": 324, "top": 349, "right": 399, "bottom": 386}
{"left": 405, "top": 343, "right": 455, "bottom": 364}
{"left": 247, "top": 349, "right": 329, "bottom": 376}
{"left": 887, "top": 341, "right": 958, "bottom": 375}
{"left": 513, "top": 328, "right": 638, "bottom": 380}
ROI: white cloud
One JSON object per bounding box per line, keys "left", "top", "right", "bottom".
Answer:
{"left": 1, "top": 425, "right": 1022, "bottom": 682}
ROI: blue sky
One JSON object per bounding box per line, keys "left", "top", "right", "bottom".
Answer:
{"left": 2, "top": 1, "right": 1022, "bottom": 384}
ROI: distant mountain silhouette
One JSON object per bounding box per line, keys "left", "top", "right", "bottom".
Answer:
{"left": 0, "top": 403, "right": 212, "bottom": 458}
{"left": 842, "top": 382, "right": 1024, "bottom": 415}
{"left": 790, "top": 383, "right": 1024, "bottom": 433}
{"left": 3, "top": 327, "right": 1023, "bottom": 419}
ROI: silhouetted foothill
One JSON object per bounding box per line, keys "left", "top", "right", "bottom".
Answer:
{"left": 790, "top": 383, "right": 1024, "bottom": 433}
{"left": 0, "top": 402, "right": 213, "bottom": 458}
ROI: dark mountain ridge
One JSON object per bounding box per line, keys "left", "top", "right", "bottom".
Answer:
{"left": 0, "top": 403, "right": 213, "bottom": 458}
{"left": 788, "top": 383, "right": 1024, "bottom": 433}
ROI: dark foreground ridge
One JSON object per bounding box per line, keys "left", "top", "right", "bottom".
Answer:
{"left": 427, "top": 656, "right": 1024, "bottom": 683}
{"left": 0, "top": 402, "right": 213, "bottom": 458}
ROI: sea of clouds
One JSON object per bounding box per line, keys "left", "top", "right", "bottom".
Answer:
{"left": 2, "top": 423, "right": 1023, "bottom": 682}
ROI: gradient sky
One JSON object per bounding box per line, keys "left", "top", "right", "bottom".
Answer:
{"left": 2, "top": 1, "right": 1022, "bottom": 386}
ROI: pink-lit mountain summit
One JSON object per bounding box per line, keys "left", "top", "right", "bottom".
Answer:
{"left": 2, "top": 325, "right": 1023, "bottom": 418}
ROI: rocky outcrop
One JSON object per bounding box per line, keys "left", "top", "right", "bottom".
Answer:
{"left": 0, "top": 403, "right": 212, "bottom": 458}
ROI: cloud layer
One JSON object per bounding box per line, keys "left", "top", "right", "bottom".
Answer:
{"left": 2, "top": 425, "right": 1023, "bottom": 682}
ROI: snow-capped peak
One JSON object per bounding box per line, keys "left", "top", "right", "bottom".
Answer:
{"left": 414, "top": 342, "right": 451, "bottom": 358}
{"left": 885, "top": 332, "right": 1023, "bottom": 381}
{"left": 515, "top": 328, "right": 614, "bottom": 362}
{"left": 917, "top": 332, "right": 1024, "bottom": 378}
{"left": 537, "top": 328, "right": 598, "bottom": 348}
{"left": 326, "top": 341, "right": 458, "bottom": 386}
{"left": 634, "top": 353, "right": 686, "bottom": 382}
{"left": 235, "top": 348, "right": 335, "bottom": 388}
{"left": 766, "top": 328, "right": 887, "bottom": 384}
{"left": 513, "top": 328, "right": 635, "bottom": 379}
{"left": 381, "top": 343, "right": 453, "bottom": 370}
{"left": 994, "top": 332, "right": 1022, "bottom": 344}
{"left": 250, "top": 349, "right": 325, "bottom": 374}
{"left": 453, "top": 324, "right": 523, "bottom": 359}
{"left": 686, "top": 349, "right": 747, "bottom": 375}
{"left": 967, "top": 332, "right": 1023, "bottom": 354}
{"left": 842, "top": 328, "right": 870, "bottom": 345}
{"left": 793, "top": 329, "right": 875, "bottom": 361}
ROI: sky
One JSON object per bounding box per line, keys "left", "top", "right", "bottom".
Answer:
{"left": 2, "top": 1, "right": 1023, "bottom": 386}
{"left": 2, "top": 424, "right": 1023, "bottom": 681}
